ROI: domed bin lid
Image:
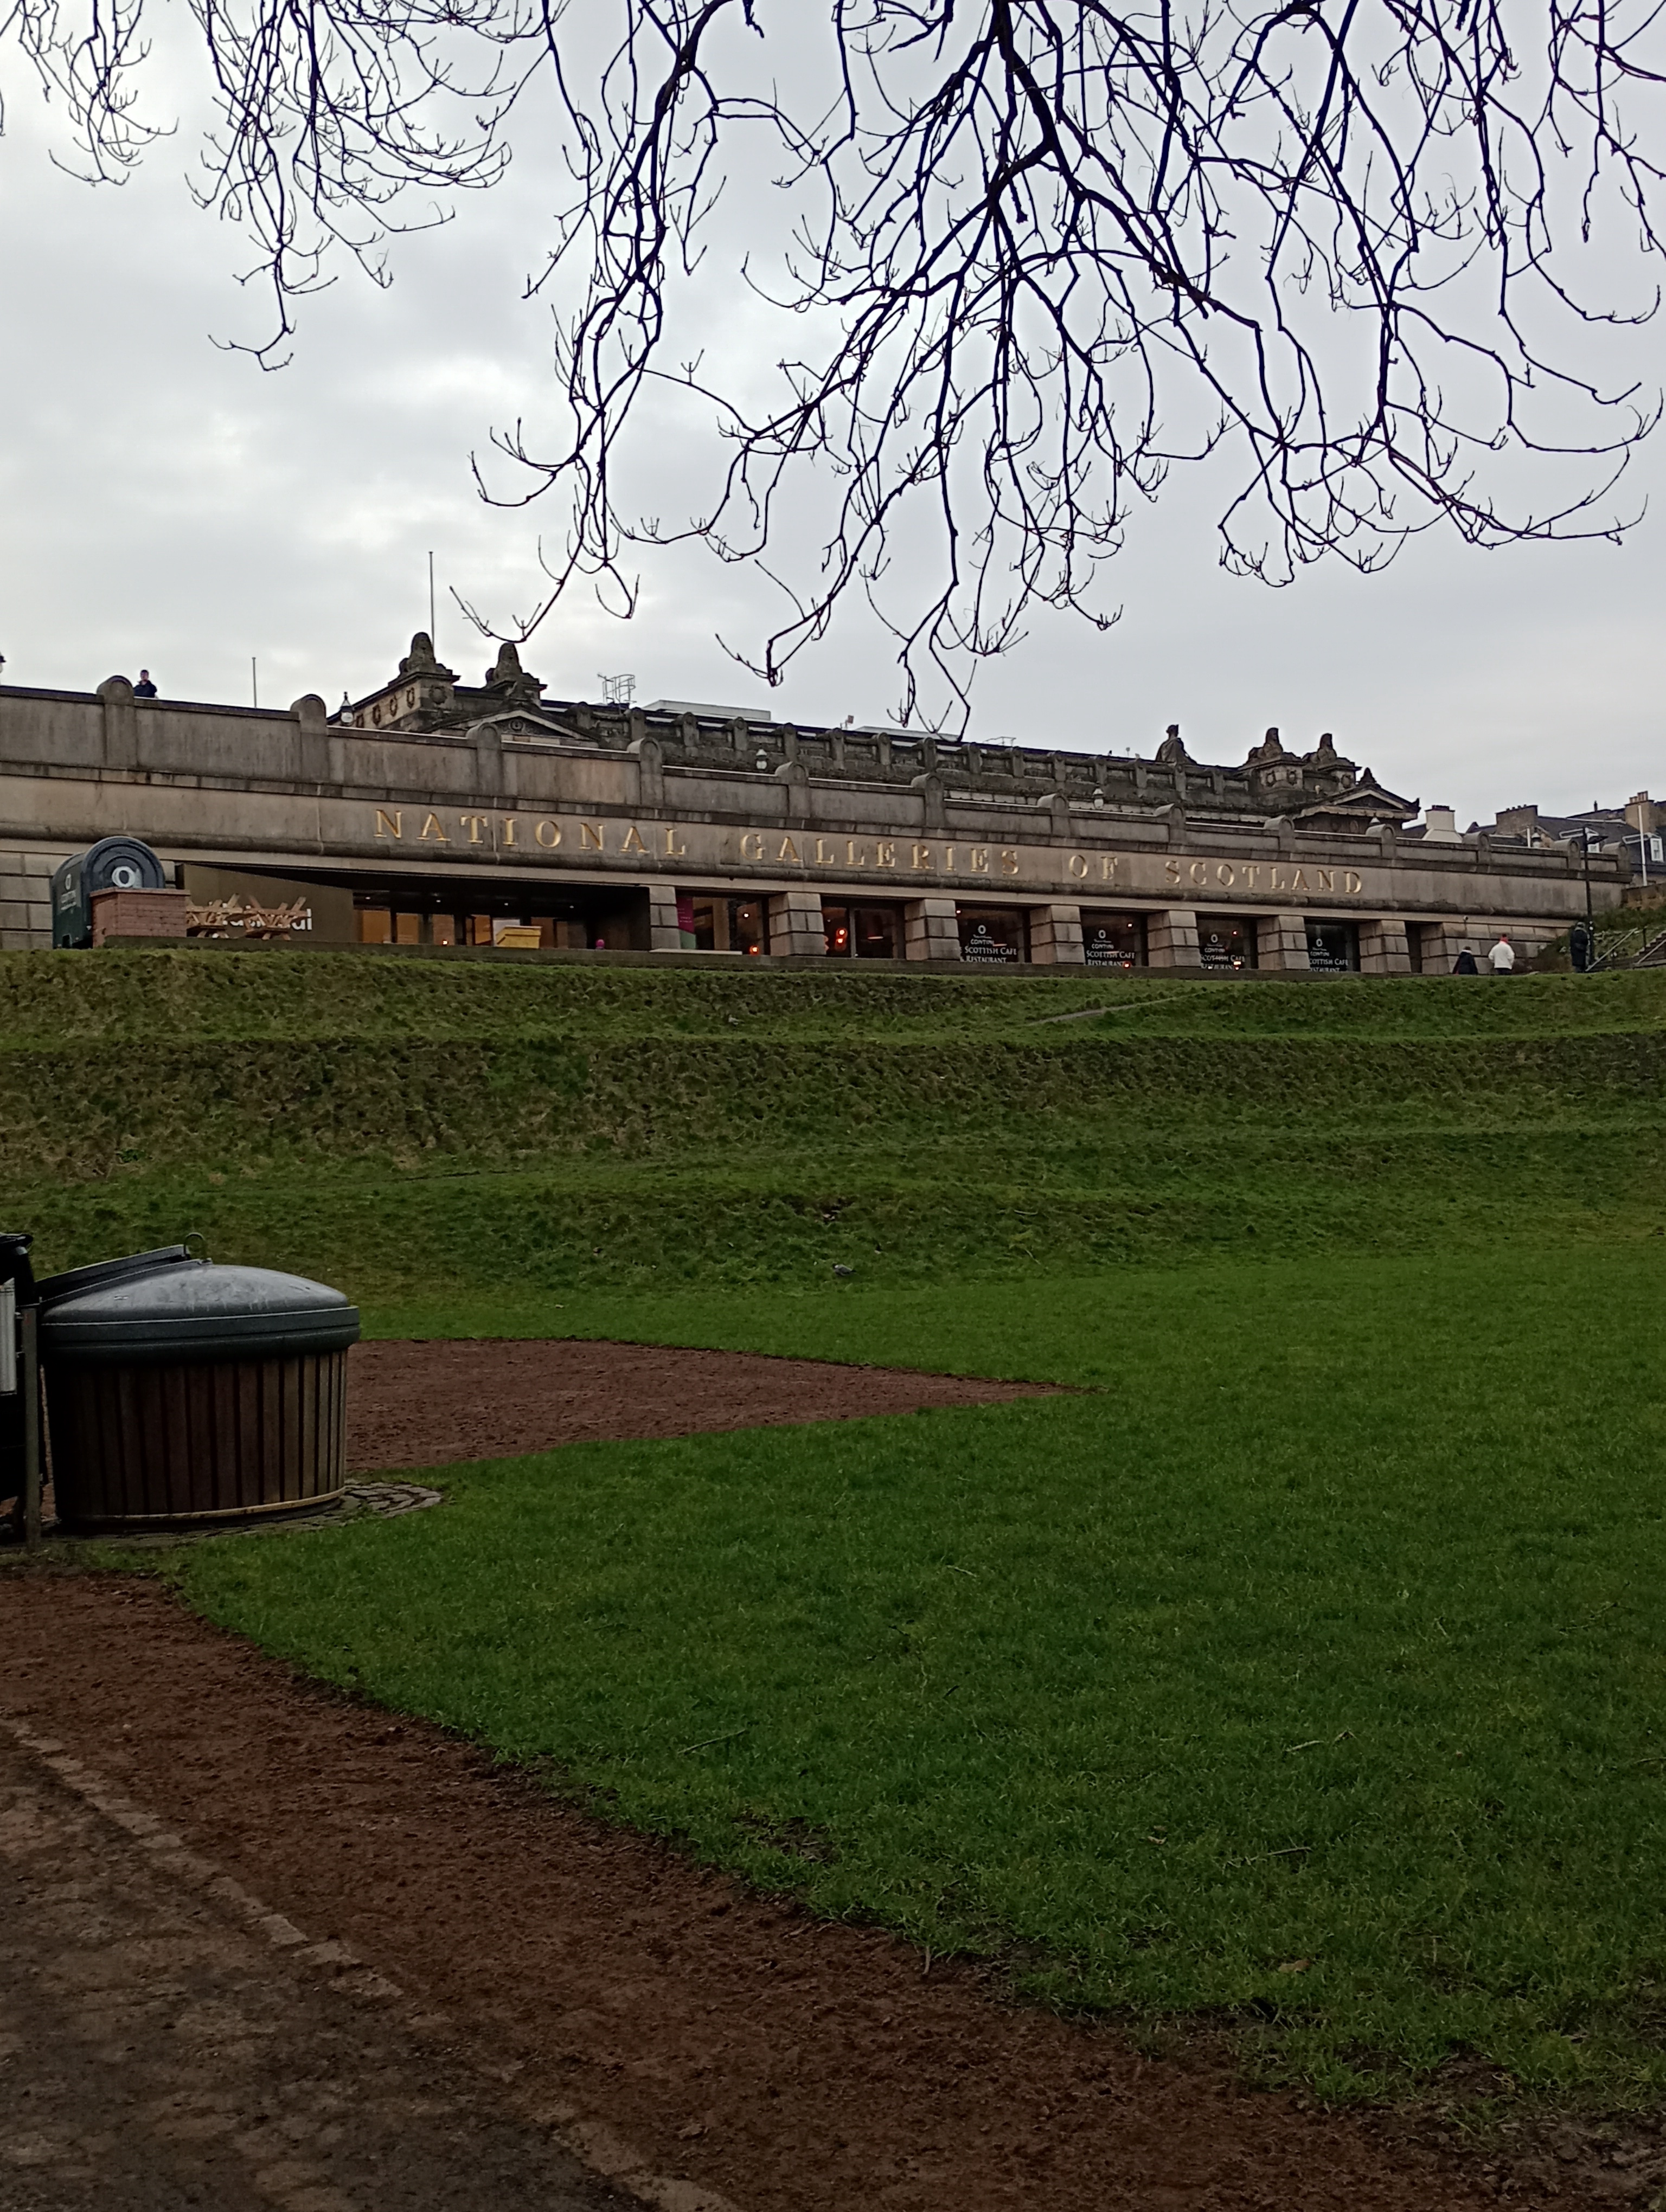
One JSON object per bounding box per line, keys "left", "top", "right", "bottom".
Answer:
{"left": 40, "top": 1261, "right": 360, "bottom": 1366}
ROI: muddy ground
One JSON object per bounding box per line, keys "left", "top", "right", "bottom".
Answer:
{"left": 344, "top": 1337, "right": 1056, "bottom": 1470}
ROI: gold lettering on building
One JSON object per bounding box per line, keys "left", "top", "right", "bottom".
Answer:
{"left": 814, "top": 837, "right": 837, "bottom": 865}
{"left": 943, "top": 847, "right": 956, "bottom": 872}
{"left": 374, "top": 809, "right": 403, "bottom": 840}
{"left": 1067, "top": 852, "right": 1089, "bottom": 879}
{"left": 1000, "top": 848, "right": 1019, "bottom": 876}
{"left": 502, "top": 816, "right": 518, "bottom": 846}
{"left": 1269, "top": 865, "right": 1286, "bottom": 892}
{"left": 911, "top": 844, "right": 934, "bottom": 871}
{"left": 777, "top": 835, "right": 801, "bottom": 864}
{"left": 579, "top": 822, "right": 605, "bottom": 851}
{"left": 460, "top": 814, "right": 488, "bottom": 845}
{"left": 1290, "top": 868, "right": 1310, "bottom": 892}
{"left": 971, "top": 847, "right": 990, "bottom": 873}
{"left": 420, "top": 813, "right": 449, "bottom": 843}
{"left": 1242, "top": 861, "right": 1260, "bottom": 889}
{"left": 662, "top": 826, "right": 687, "bottom": 857}
{"left": 740, "top": 832, "right": 765, "bottom": 860}
{"left": 1099, "top": 854, "right": 1121, "bottom": 881}
{"left": 1317, "top": 867, "right": 1334, "bottom": 892}
{"left": 876, "top": 841, "right": 897, "bottom": 868}
{"left": 535, "top": 818, "right": 561, "bottom": 848}
{"left": 1216, "top": 861, "right": 1235, "bottom": 886}
{"left": 847, "top": 840, "right": 870, "bottom": 867}
{"left": 620, "top": 824, "right": 648, "bottom": 854}
{"left": 1189, "top": 860, "right": 1209, "bottom": 889}
{"left": 1165, "top": 858, "right": 1182, "bottom": 884}
{"left": 1344, "top": 869, "right": 1363, "bottom": 893}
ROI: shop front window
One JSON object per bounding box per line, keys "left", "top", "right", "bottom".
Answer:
{"left": 822, "top": 902, "right": 902, "bottom": 958}
{"left": 1081, "top": 911, "right": 1148, "bottom": 968}
{"left": 1196, "top": 914, "right": 1257, "bottom": 970}
{"left": 729, "top": 899, "right": 768, "bottom": 955}
{"left": 957, "top": 906, "right": 1027, "bottom": 963}
{"left": 677, "top": 895, "right": 769, "bottom": 953}
{"left": 1305, "top": 918, "right": 1360, "bottom": 973}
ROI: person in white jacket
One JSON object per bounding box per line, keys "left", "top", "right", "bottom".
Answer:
{"left": 1489, "top": 934, "right": 1516, "bottom": 974}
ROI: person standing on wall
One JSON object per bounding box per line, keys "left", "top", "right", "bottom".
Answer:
{"left": 133, "top": 670, "right": 158, "bottom": 698}
{"left": 1489, "top": 934, "right": 1516, "bottom": 975}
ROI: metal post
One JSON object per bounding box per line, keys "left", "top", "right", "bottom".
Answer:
{"left": 21, "top": 1304, "right": 40, "bottom": 1553}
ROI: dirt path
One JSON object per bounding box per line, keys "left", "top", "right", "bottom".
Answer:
{"left": 0, "top": 1574, "right": 1581, "bottom": 2212}
{"left": 345, "top": 1339, "right": 1054, "bottom": 1471}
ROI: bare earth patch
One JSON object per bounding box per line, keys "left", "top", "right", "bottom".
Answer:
{"left": 346, "top": 1338, "right": 1057, "bottom": 1471}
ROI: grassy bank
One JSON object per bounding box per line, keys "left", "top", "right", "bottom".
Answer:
{"left": 4, "top": 949, "right": 1666, "bottom": 1299}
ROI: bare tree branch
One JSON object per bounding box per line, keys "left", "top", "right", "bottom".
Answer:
{"left": 6, "top": 0, "right": 1663, "bottom": 719}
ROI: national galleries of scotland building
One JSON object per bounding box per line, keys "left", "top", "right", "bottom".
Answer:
{"left": 0, "top": 634, "right": 1638, "bottom": 972}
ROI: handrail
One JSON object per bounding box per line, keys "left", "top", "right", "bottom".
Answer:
{"left": 1589, "top": 927, "right": 1645, "bottom": 972}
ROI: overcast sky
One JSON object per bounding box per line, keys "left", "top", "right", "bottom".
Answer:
{"left": 1, "top": 34, "right": 1662, "bottom": 828}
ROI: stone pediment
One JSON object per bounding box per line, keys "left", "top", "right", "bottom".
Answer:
{"left": 1293, "top": 771, "right": 1419, "bottom": 831}
{"left": 477, "top": 710, "right": 591, "bottom": 747}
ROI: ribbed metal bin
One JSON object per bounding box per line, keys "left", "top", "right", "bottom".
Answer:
{"left": 40, "top": 1257, "right": 360, "bottom": 1532}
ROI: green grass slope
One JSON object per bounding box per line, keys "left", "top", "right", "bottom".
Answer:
{"left": 8, "top": 947, "right": 1666, "bottom": 2106}
{"left": 4, "top": 948, "right": 1666, "bottom": 1300}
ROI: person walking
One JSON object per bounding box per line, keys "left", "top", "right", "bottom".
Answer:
{"left": 1489, "top": 933, "right": 1516, "bottom": 975}
{"left": 1454, "top": 948, "right": 1479, "bottom": 974}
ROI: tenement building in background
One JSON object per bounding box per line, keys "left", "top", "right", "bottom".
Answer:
{"left": 0, "top": 635, "right": 1638, "bottom": 969}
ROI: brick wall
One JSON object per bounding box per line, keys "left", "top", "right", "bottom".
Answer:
{"left": 90, "top": 889, "right": 190, "bottom": 946}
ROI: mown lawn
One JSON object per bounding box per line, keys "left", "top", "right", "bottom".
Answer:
{"left": 178, "top": 1242, "right": 1666, "bottom": 2104}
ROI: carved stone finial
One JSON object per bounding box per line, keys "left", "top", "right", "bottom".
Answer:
{"left": 487, "top": 641, "right": 523, "bottom": 687}
{"left": 401, "top": 632, "right": 438, "bottom": 675}
{"left": 1314, "top": 730, "right": 1337, "bottom": 759}
{"left": 1247, "top": 725, "right": 1286, "bottom": 764}
{"left": 1155, "top": 722, "right": 1190, "bottom": 766}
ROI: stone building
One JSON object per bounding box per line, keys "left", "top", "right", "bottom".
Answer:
{"left": 0, "top": 636, "right": 1629, "bottom": 970}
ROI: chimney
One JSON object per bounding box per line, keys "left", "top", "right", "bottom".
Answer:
{"left": 1626, "top": 790, "right": 1656, "bottom": 834}
{"left": 1494, "top": 803, "right": 1540, "bottom": 841}
{"left": 1421, "top": 805, "right": 1462, "bottom": 844}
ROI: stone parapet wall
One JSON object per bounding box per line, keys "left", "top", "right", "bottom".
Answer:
{"left": 0, "top": 845, "right": 71, "bottom": 951}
